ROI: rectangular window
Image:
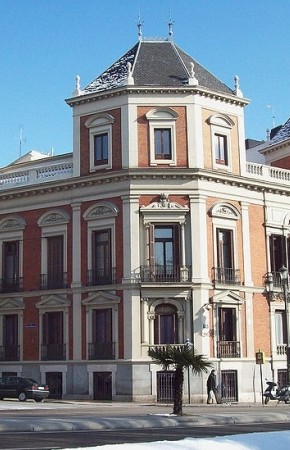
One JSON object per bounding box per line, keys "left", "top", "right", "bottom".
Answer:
{"left": 2, "top": 241, "right": 19, "bottom": 291}
{"left": 269, "top": 235, "right": 290, "bottom": 273}
{"left": 219, "top": 307, "right": 236, "bottom": 341}
{"left": 154, "top": 129, "right": 172, "bottom": 160}
{"left": 91, "top": 309, "right": 113, "bottom": 359}
{"left": 216, "top": 229, "right": 234, "bottom": 283}
{"left": 3, "top": 314, "right": 18, "bottom": 360}
{"left": 47, "top": 236, "right": 64, "bottom": 288}
{"left": 215, "top": 134, "right": 228, "bottom": 165}
{"left": 94, "top": 133, "right": 108, "bottom": 166}
{"left": 275, "top": 311, "right": 286, "bottom": 345}
{"left": 92, "top": 230, "right": 112, "bottom": 284}
{"left": 42, "top": 311, "right": 64, "bottom": 360}
{"left": 151, "top": 225, "right": 179, "bottom": 281}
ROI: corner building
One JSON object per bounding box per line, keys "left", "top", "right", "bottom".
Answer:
{"left": 0, "top": 36, "right": 289, "bottom": 403}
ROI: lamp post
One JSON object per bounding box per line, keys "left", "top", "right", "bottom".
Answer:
{"left": 185, "top": 338, "right": 193, "bottom": 404}
{"left": 279, "top": 265, "right": 290, "bottom": 385}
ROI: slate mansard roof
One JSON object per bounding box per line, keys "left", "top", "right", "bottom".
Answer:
{"left": 270, "top": 117, "right": 290, "bottom": 144}
{"left": 82, "top": 39, "right": 234, "bottom": 96}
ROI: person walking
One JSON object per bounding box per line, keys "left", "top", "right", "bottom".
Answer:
{"left": 206, "top": 369, "right": 218, "bottom": 404}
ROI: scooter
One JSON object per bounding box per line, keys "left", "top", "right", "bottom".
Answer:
{"left": 264, "top": 380, "right": 290, "bottom": 404}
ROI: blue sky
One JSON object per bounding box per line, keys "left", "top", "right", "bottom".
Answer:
{"left": 0, "top": 0, "right": 289, "bottom": 168}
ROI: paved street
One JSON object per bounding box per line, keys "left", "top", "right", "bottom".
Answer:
{"left": 0, "top": 399, "right": 290, "bottom": 432}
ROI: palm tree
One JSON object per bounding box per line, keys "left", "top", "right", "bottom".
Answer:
{"left": 148, "top": 344, "right": 212, "bottom": 415}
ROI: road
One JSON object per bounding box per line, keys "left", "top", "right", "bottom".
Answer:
{"left": 0, "top": 400, "right": 290, "bottom": 449}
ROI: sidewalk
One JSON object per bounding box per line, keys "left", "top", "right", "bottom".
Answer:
{"left": 0, "top": 400, "right": 290, "bottom": 433}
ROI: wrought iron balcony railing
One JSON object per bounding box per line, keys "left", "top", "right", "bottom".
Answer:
{"left": 40, "top": 273, "right": 68, "bottom": 290}
{"left": 212, "top": 267, "right": 241, "bottom": 285}
{"left": 0, "top": 345, "right": 20, "bottom": 361}
{"left": 87, "top": 268, "right": 116, "bottom": 286}
{"left": 88, "top": 342, "right": 115, "bottom": 360}
{"left": 140, "top": 265, "right": 191, "bottom": 283}
{"left": 41, "top": 343, "right": 66, "bottom": 361}
{"left": 217, "top": 341, "right": 241, "bottom": 358}
{"left": 0, "top": 277, "right": 23, "bottom": 293}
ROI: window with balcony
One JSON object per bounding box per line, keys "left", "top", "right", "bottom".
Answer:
{"left": 84, "top": 202, "right": 118, "bottom": 287}
{"left": 269, "top": 234, "right": 290, "bottom": 285}
{"left": 89, "top": 308, "right": 114, "bottom": 359}
{"left": 38, "top": 210, "right": 69, "bottom": 291}
{"left": 215, "top": 228, "right": 237, "bottom": 284}
{"left": 42, "top": 311, "right": 65, "bottom": 361}
{"left": 154, "top": 304, "right": 178, "bottom": 345}
{"left": 0, "top": 216, "right": 25, "bottom": 293}
{"left": 275, "top": 310, "right": 287, "bottom": 355}
{"left": 217, "top": 307, "right": 240, "bottom": 358}
{"left": 2, "top": 241, "right": 21, "bottom": 292}
{"left": 41, "top": 236, "right": 66, "bottom": 289}
{"left": 90, "top": 229, "right": 113, "bottom": 285}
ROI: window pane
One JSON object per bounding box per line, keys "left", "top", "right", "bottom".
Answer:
{"left": 154, "top": 129, "right": 172, "bottom": 159}
{"left": 94, "top": 133, "right": 108, "bottom": 165}
{"left": 215, "top": 134, "right": 228, "bottom": 165}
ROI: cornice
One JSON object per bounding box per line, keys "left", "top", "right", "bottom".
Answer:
{"left": 1, "top": 168, "right": 290, "bottom": 203}
{"left": 66, "top": 85, "right": 249, "bottom": 108}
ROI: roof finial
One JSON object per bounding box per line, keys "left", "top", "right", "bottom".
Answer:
{"left": 188, "top": 62, "right": 198, "bottom": 86}
{"left": 168, "top": 13, "right": 174, "bottom": 41}
{"left": 126, "top": 61, "right": 134, "bottom": 85}
{"left": 234, "top": 75, "right": 243, "bottom": 97}
{"left": 73, "top": 75, "right": 82, "bottom": 96}
{"left": 137, "top": 12, "right": 143, "bottom": 41}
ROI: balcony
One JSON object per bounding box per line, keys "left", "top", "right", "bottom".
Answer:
{"left": 140, "top": 265, "right": 191, "bottom": 283}
{"left": 88, "top": 342, "right": 115, "bottom": 360}
{"left": 277, "top": 344, "right": 287, "bottom": 356}
{"left": 217, "top": 341, "right": 241, "bottom": 358}
{"left": 0, "top": 345, "right": 20, "bottom": 361}
{"left": 212, "top": 267, "right": 241, "bottom": 285}
{"left": 40, "top": 273, "right": 68, "bottom": 290}
{"left": 86, "top": 268, "right": 116, "bottom": 286}
{"left": 0, "top": 277, "right": 23, "bottom": 293}
{"left": 41, "top": 343, "right": 66, "bottom": 361}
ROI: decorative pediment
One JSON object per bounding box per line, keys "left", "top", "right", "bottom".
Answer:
{"left": 211, "top": 290, "right": 245, "bottom": 305}
{"left": 36, "top": 294, "right": 70, "bottom": 310}
{"left": 140, "top": 194, "right": 189, "bottom": 224}
{"left": 38, "top": 209, "right": 70, "bottom": 227}
{"left": 0, "top": 297, "right": 24, "bottom": 311}
{"left": 82, "top": 291, "right": 120, "bottom": 306}
{"left": 83, "top": 202, "right": 118, "bottom": 221}
{"left": 207, "top": 114, "right": 234, "bottom": 128}
{"left": 208, "top": 202, "right": 240, "bottom": 220}
{"left": 0, "top": 215, "right": 26, "bottom": 231}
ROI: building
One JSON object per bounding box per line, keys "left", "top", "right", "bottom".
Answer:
{"left": 1, "top": 30, "right": 290, "bottom": 403}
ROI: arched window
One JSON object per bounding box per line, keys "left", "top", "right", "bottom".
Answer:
{"left": 154, "top": 304, "right": 178, "bottom": 344}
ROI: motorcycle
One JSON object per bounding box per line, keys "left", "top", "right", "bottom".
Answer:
{"left": 264, "top": 380, "right": 290, "bottom": 404}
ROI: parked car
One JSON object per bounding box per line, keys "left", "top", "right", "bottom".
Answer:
{"left": 0, "top": 376, "right": 49, "bottom": 402}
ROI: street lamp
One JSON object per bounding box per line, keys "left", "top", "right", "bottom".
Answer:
{"left": 184, "top": 338, "right": 193, "bottom": 404}
{"left": 279, "top": 265, "right": 290, "bottom": 385}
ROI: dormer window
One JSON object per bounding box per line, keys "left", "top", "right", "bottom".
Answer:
{"left": 85, "top": 113, "right": 114, "bottom": 171}
{"left": 146, "top": 108, "right": 178, "bottom": 166}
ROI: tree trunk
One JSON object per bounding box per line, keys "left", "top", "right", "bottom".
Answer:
{"left": 173, "top": 367, "right": 184, "bottom": 415}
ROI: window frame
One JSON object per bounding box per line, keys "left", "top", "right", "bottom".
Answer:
{"left": 208, "top": 114, "right": 234, "bottom": 171}
{"left": 146, "top": 108, "right": 178, "bottom": 166}
{"left": 85, "top": 114, "right": 114, "bottom": 172}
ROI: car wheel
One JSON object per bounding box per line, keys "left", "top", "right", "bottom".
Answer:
{"left": 18, "top": 391, "right": 27, "bottom": 402}
{"left": 34, "top": 398, "right": 44, "bottom": 403}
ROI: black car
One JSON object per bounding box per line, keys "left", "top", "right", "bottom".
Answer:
{"left": 0, "top": 376, "right": 49, "bottom": 402}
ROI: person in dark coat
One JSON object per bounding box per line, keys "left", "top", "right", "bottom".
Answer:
{"left": 206, "top": 369, "right": 217, "bottom": 404}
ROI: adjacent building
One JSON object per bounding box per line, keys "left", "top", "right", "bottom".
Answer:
{"left": 1, "top": 32, "right": 290, "bottom": 402}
